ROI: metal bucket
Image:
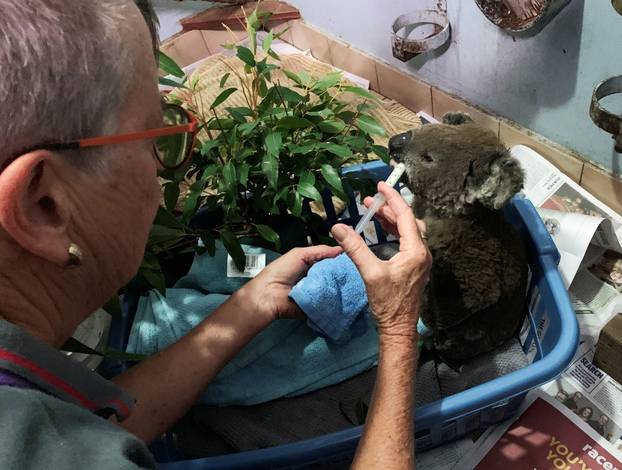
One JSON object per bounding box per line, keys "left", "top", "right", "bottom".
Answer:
{"left": 474, "top": 0, "right": 571, "bottom": 33}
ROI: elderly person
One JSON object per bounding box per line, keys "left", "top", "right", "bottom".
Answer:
{"left": 0, "top": 1, "right": 430, "bottom": 469}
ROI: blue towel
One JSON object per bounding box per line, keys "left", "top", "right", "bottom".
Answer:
{"left": 127, "top": 242, "right": 379, "bottom": 406}
{"left": 289, "top": 254, "right": 369, "bottom": 342}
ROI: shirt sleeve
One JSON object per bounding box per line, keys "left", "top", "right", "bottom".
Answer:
{"left": 0, "top": 387, "right": 156, "bottom": 469}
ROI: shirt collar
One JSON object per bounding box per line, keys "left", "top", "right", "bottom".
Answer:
{"left": 0, "top": 319, "right": 134, "bottom": 420}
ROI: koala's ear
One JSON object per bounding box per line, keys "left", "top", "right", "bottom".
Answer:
{"left": 463, "top": 152, "right": 524, "bottom": 210}
{"left": 442, "top": 112, "right": 473, "bottom": 126}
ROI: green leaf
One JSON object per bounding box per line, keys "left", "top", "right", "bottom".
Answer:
{"left": 182, "top": 179, "right": 206, "bottom": 221}
{"left": 200, "top": 164, "right": 219, "bottom": 181}
{"left": 274, "top": 186, "right": 290, "bottom": 203}
{"left": 307, "top": 108, "right": 334, "bottom": 119}
{"left": 220, "top": 72, "right": 231, "bottom": 88}
{"left": 356, "top": 114, "right": 386, "bottom": 136}
{"left": 254, "top": 223, "right": 281, "bottom": 250}
{"left": 311, "top": 71, "right": 342, "bottom": 93}
{"left": 211, "top": 87, "right": 238, "bottom": 109}
{"left": 200, "top": 140, "right": 220, "bottom": 156}
{"left": 226, "top": 106, "right": 253, "bottom": 117}
{"left": 158, "top": 51, "right": 185, "bottom": 78}
{"left": 222, "top": 162, "right": 237, "bottom": 189}
{"left": 258, "top": 77, "right": 268, "bottom": 97}
{"left": 238, "top": 121, "right": 259, "bottom": 136}
{"left": 153, "top": 206, "right": 184, "bottom": 230}
{"left": 267, "top": 49, "right": 281, "bottom": 61}
{"left": 283, "top": 70, "right": 303, "bottom": 86}
{"left": 321, "top": 164, "right": 346, "bottom": 199}
{"left": 262, "top": 32, "right": 274, "bottom": 52}
{"left": 342, "top": 85, "right": 376, "bottom": 100}
{"left": 197, "top": 230, "right": 216, "bottom": 256}
{"left": 262, "top": 153, "right": 279, "bottom": 189}
{"left": 164, "top": 182, "right": 180, "bottom": 211}
{"left": 206, "top": 118, "right": 236, "bottom": 130}
{"left": 287, "top": 142, "right": 316, "bottom": 155}
{"left": 343, "top": 135, "right": 368, "bottom": 150}
{"left": 298, "top": 181, "right": 322, "bottom": 201}
{"left": 141, "top": 267, "right": 166, "bottom": 295}
{"left": 299, "top": 170, "right": 315, "bottom": 187}
{"left": 357, "top": 102, "right": 375, "bottom": 113}
{"left": 221, "top": 230, "right": 246, "bottom": 271}
{"left": 277, "top": 116, "right": 314, "bottom": 129}
{"left": 236, "top": 46, "right": 256, "bottom": 67}
{"left": 264, "top": 132, "right": 283, "bottom": 156}
{"left": 274, "top": 86, "right": 306, "bottom": 104}
{"left": 298, "top": 70, "right": 312, "bottom": 86}
{"left": 238, "top": 163, "right": 250, "bottom": 187}
{"left": 318, "top": 119, "right": 346, "bottom": 134}
{"left": 372, "top": 144, "right": 390, "bottom": 163}
{"left": 158, "top": 76, "right": 187, "bottom": 89}
{"left": 148, "top": 224, "right": 184, "bottom": 245}
{"left": 337, "top": 110, "right": 357, "bottom": 123}
{"left": 226, "top": 106, "right": 251, "bottom": 123}
{"left": 318, "top": 142, "right": 352, "bottom": 158}
{"left": 290, "top": 190, "right": 303, "bottom": 217}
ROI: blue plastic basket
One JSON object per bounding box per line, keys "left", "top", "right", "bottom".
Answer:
{"left": 106, "top": 161, "right": 579, "bottom": 469}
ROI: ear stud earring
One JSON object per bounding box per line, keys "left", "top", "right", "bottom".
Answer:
{"left": 65, "top": 243, "right": 83, "bottom": 268}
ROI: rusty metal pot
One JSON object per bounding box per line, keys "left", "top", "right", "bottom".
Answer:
{"left": 474, "top": 0, "right": 571, "bottom": 32}
{"left": 590, "top": 76, "right": 622, "bottom": 153}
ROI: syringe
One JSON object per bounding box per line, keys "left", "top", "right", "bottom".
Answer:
{"left": 354, "top": 163, "right": 406, "bottom": 234}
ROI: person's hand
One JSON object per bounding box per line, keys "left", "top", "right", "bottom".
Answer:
{"left": 332, "top": 182, "right": 432, "bottom": 344}
{"left": 239, "top": 245, "right": 342, "bottom": 322}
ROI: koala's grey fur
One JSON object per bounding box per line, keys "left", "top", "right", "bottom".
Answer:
{"left": 393, "top": 113, "right": 528, "bottom": 364}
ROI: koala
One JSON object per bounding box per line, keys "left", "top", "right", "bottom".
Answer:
{"left": 389, "top": 112, "right": 528, "bottom": 364}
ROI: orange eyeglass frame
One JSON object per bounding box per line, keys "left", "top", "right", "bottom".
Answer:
{"left": 34, "top": 104, "right": 199, "bottom": 170}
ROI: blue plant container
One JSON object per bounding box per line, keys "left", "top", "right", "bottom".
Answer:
{"left": 106, "top": 161, "right": 579, "bottom": 469}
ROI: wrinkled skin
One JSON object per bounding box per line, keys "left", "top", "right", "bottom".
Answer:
{"left": 390, "top": 113, "right": 528, "bottom": 364}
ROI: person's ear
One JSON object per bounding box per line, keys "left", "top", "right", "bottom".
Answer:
{"left": 0, "top": 151, "right": 73, "bottom": 266}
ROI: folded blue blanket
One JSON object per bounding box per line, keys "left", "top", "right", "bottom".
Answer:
{"left": 289, "top": 253, "right": 369, "bottom": 342}
{"left": 127, "top": 242, "right": 378, "bottom": 406}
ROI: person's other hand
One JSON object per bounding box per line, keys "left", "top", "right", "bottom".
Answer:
{"left": 240, "top": 245, "right": 342, "bottom": 322}
{"left": 332, "top": 182, "right": 431, "bottom": 343}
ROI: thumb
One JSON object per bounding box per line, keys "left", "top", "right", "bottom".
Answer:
{"left": 331, "top": 224, "right": 379, "bottom": 278}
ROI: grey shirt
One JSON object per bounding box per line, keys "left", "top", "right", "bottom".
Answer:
{"left": 0, "top": 319, "right": 156, "bottom": 469}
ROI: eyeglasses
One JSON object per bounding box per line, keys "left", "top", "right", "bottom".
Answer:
{"left": 29, "top": 103, "right": 198, "bottom": 170}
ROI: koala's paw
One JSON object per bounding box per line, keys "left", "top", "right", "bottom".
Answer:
{"left": 441, "top": 112, "right": 474, "bottom": 126}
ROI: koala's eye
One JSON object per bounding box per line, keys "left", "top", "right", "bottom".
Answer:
{"left": 421, "top": 152, "right": 434, "bottom": 163}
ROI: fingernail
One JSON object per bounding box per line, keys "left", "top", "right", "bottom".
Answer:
{"left": 331, "top": 224, "right": 348, "bottom": 242}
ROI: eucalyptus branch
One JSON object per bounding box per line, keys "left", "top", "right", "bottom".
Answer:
{"left": 218, "top": 57, "right": 254, "bottom": 109}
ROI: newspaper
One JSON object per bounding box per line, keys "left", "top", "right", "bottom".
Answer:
{"left": 514, "top": 145, "right": 622, "bottom": 287}
{"left": 456, "top": 390, "right": 622, "bottom": 469}
{"left": 510, "top": 145, "right": 622, "bottom": 460}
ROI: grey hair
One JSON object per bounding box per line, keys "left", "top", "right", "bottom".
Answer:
{"left": 0, "top": 0, "right": 157, "bottom": 169}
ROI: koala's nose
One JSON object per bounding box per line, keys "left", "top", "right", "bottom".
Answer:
{"left": 388, "top": 131, "right": 412, "bottom": 161}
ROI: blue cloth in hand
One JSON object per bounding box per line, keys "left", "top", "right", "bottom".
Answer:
{"left": 127, "top": 242, "right": 378, "bottom": 406}
{"left": 289, "top": 253, "right": 369, "bottom": 342}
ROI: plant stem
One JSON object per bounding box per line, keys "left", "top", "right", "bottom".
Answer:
{"left": 211, "top": 109, "right": 229, "bottom": 165}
